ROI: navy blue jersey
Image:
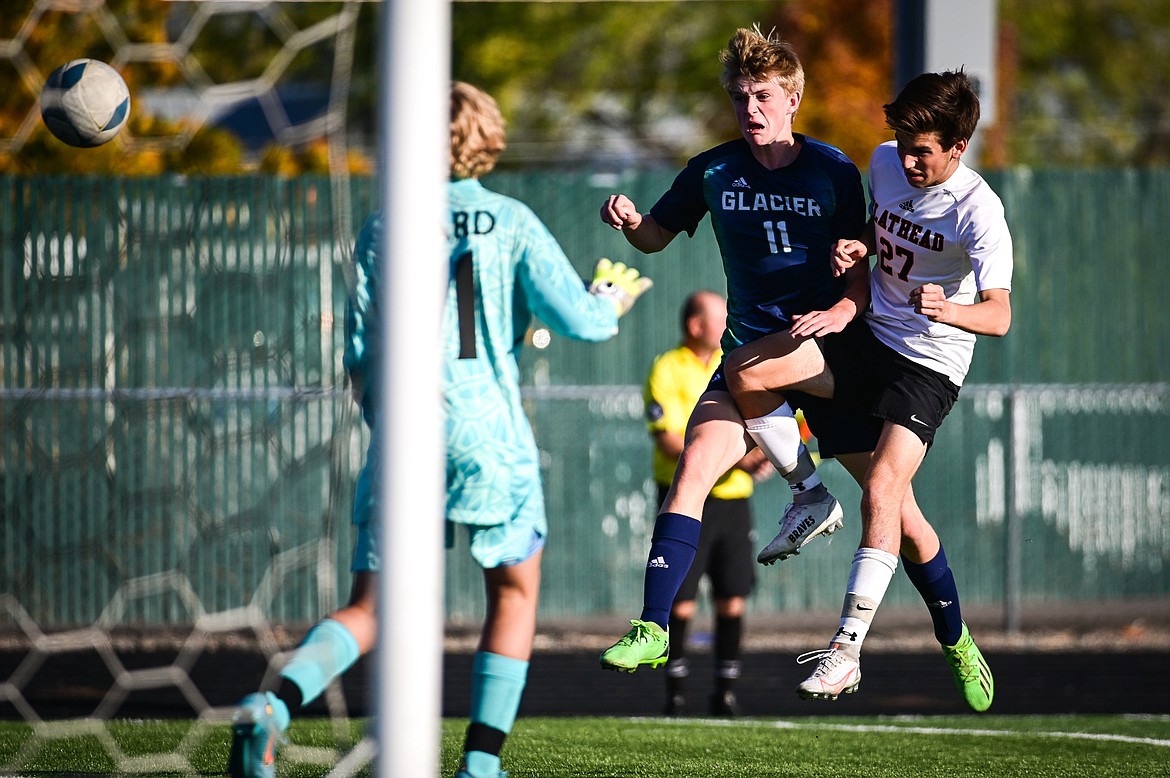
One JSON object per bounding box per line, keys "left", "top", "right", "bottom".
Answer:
{"left": 650, "top": 135, "right": 866, "bottom": 349}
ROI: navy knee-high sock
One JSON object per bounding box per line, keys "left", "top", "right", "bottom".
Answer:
{"left": 640, "top": 513, "right": 701, "bottom": 630}
{"left": 902, "top": 545, "right": 964, "bottom": 646}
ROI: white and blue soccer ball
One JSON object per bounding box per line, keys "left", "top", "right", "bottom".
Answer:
{"left": 40, "top": 59, "right": 131, "bottom": 148}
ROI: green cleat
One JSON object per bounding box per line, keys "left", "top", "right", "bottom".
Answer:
{"left": 599, "top": 619, "right": 669, "bottom": 672}
{"left": 942, "top": 622, "right": 994, "bottom": 712}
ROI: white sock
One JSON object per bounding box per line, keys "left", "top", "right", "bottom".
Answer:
{"left": 833, "top": 548, "right": 898, "bottom": 657}
{"left": 744, "top": 402, "right": 822, "bottom": 491}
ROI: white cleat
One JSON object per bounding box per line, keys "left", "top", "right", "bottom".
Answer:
{"left": 756, "top": 494, "right": 844, "bottom": 565}
{"left": 796, "top": 647, "right": 861, "bottom": 701}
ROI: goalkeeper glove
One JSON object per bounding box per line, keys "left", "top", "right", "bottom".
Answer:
{"left": 589, "top": 258, "right": 653, "bottom": 317}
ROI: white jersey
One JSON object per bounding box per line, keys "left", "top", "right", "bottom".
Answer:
{"left": 865, "top": 140, "right": 1013, "bottom": 386}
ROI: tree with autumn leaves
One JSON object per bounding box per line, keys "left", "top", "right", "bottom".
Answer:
{"left": 0, "top": 0, "right": 897, "bottom": 175}
{"left": 450, "top": 0, "right": 891, "bottom": 172}
{"left": 5, "top": 0, "right": 1170, "bottom": 174}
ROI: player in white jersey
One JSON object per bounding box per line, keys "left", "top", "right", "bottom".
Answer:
{"left": 723, "top": 70, "right": 1011, "bottom": 712}
{"left": 864, "top": 138, "right": 1013, "bottom": 386}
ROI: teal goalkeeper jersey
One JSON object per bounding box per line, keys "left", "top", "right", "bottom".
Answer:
{"left": 345, "top": 178, "right": 619, "bottom": 526}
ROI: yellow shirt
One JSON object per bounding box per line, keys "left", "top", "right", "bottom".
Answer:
{"left": 644, "top": 344, "right": 754, "bottom": 500}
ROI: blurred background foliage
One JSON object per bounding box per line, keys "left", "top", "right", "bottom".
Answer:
{"left": 2, "top": 0, "right": 1170, "bottom": 174}
{"left": 451, "top": 0, "right": 890, "bottom": 170}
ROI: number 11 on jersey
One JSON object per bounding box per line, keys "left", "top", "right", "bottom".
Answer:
{"left": 764, "top": 220, "right": 792, "bottom": 254}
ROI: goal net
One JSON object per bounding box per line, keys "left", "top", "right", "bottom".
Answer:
{"left": 1, "top": 1, "right": 385, "bottom": 773}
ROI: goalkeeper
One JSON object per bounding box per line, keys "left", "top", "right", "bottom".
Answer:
{"left": 227, "top": 81, "right": 651, "bottom": 778}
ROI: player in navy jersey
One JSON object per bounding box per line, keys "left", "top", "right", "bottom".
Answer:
{"left": 725, "top": 70, "right": 1009, "bottom": 712}
{"left": 598, "top": 25, "right": 872, "bottom": 673}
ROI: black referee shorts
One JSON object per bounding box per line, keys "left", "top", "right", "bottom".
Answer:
{"left": 658, "top": 485, "right": 756, "bottom": 602}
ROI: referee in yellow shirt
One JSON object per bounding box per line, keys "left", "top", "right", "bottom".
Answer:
{"left": 645, "top": 290, "right": 774, "bottom": 717}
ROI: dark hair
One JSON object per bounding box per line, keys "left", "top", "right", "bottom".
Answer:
{"left": 884, "top": 69, "right": 980, "bottom": 150}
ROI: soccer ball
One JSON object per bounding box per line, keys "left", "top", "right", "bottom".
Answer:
{"left": 40, "top": 59, "right": 131, "bottom": 148}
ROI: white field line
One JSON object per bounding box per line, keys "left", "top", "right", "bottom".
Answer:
{"left": 634, "top": 716, "right": 1170, "bottom": 748}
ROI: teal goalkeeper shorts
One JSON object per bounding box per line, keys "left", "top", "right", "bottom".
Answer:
{"left": 351, "top": 426, "right": 546, "bottom": 572}
{"left": 446, "top": 507, "right": 547, "bottom": 570}
{"left": 447, "top": 436, "right": 548, "bottom": 569}
{"left": 351, "top": 430, "right": 381, "bottom": 573}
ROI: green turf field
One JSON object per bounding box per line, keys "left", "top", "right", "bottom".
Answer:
{"left": 0, "top": 715, "right": 1167, "bottom": 776}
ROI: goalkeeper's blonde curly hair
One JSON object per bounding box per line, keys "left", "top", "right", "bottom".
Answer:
{"left": 450, "top": 81, "right": 506, "bottom": 180}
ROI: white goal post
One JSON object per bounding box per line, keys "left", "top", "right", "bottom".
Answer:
{"left": 374, "top": 1, "right": 449, "bottom": 776}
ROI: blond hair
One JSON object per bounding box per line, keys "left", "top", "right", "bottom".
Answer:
{"left": 450, "top": 81, "right": 506, "bottom": 180}
{"left": 719, "top": 25, "right": 804, "bottom": 96}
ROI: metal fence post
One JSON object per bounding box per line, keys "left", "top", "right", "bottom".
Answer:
{"left": 1004, "top": 386, "right": 1023, "bottom": 634}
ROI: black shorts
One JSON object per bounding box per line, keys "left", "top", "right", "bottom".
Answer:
{"left": 821, "top": 319, "right": 960, "bottom": 447}
{"left": 707, "top": 360, "right": 878, "bottom": 460}
{"left": 783, "top": 390, "right": 878, "bottom": 460}
{"left": 658, "top": 485, "right": 756, "bottom": 602}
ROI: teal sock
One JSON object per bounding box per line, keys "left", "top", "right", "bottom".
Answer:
{"left": 464, "top": 652, "right": 528, "bottom": 777}
{"left": 278, "top": 618, "right": 361, "bottom": 706}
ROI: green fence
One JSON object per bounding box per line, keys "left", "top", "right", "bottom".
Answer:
{"left": 1, "top": 170, "right": 1167, "bottom": 636}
